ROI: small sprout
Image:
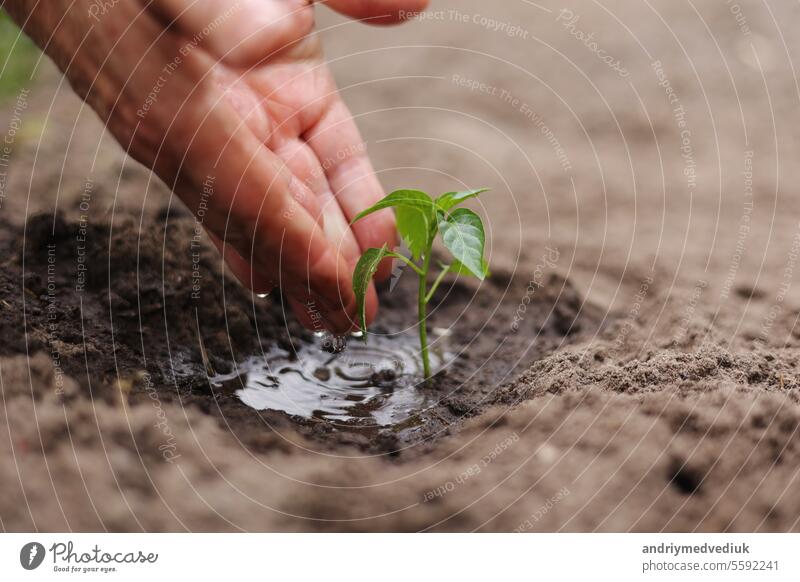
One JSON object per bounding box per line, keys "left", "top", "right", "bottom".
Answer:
{"left": 352, "top": 188, "right": 490, "bottom": 379}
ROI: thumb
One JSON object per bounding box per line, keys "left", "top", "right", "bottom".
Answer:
{"left": 324, "top": 0, "right": 430, "bottom": 25}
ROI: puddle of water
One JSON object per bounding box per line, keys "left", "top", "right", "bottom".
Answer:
{"left": 210, "top": 331, "right": 450, "bottom": 427}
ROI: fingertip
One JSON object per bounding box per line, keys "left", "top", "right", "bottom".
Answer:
{"left": 305, "top": 239, "right": 355, "bottom": 307}
{"left": 385, "top": 0, "right": 430, "bottom": 24}
{"left": 356, "top": 207, "right": 397, "bottom": 246}
{"left": 326, "top": 0, "right": 430, "bottom": 25}
{"left": 288, "top": 297, "right": 319, "bottom": 330}
{"left": 289, "top": 294, "right": 355, "bottom": 335}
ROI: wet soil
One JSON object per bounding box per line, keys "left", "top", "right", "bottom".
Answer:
{"left": 10, "top": 210, "right": 600, "bottom": 457}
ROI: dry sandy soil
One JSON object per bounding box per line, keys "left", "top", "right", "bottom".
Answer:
{"left": 2, "top": 0, "right": 800, "bottom": 531}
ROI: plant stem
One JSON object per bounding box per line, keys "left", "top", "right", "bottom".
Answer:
{"left": 418, "top": 252, "right": 432, "bottom": 379}
{"left": 425, "top": 264, "right": 451, "bottom": 304}
{"left": 386, "top": 251, "right": 424, "bottom": 276}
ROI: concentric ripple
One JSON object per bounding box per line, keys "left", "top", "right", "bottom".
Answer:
{"left": 210, "top": 331, "right": 451, "bottom": 427}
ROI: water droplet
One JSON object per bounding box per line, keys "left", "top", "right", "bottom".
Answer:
{"left": 322, "top": 334, "right": 347, "bottom": 353}
{"left": 256, "top": 293, "right": 269, "bottom": 299}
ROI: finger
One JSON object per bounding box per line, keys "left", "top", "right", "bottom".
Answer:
{"left": 304, "top": 97, "right": 397, "bottom": 280}
{"left": 161, "top": 84, "right": 358, "bottom": 328}
{"left": 151, "top": 0, "right": 315, "bottom": 66}
{"left": 207, "top": 231, "right": 274, "bottom": 294}
{"left": 288, "top": 265, "right": 378, "bottom": 333}
{"left": 288, "top": 296, "right": 325, "bottom": 332}
{"left": 272, "top": 138, "right": 361, "bottom": 264}
{"left": 286, "top": 291, "right": 357, "bottom": 334}
{"left": 324, "top": 0, "right": 430, "bottom": 25}
{"left": 272, "top": 137, "right": 380, "bottom": 326}
{"left": 287, "top": 288, "right": 375, "bottom": 334}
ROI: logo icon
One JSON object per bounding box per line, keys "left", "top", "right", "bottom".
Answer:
{"left": 389, "top": 241, "right": 412, "bottom": 292}
{"left": 20, "top": 542, "right": 45, "bottom": 570}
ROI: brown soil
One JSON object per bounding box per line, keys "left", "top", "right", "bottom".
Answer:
{"left": 2, "top": 0, "right": 800, "bottom": 531}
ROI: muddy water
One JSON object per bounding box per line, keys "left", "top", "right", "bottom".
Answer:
{"left": 210, "top": 330, "right": 451, "bottom": 427}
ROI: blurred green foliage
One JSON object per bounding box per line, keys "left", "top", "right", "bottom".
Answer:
{"left": 0, "top": 10, "right": 39, "bottom": 99}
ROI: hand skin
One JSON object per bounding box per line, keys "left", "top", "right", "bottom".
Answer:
{"left": 5, "top": 0, "right": 428, "bottom": 333}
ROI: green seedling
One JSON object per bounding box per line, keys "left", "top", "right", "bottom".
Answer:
{"left": 352, "top": 188, "right": 490, "bottom": 379}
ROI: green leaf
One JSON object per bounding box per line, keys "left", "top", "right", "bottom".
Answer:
{"left": 352, "top": 244, "right": 390, "bottom": 338}
{"left": 352, "top": 189, "right": 436, "bottom": 223}
{"left": 439, "top": 208, "right": 487, "bottom": 280}
{"left": 352, "top": 189, "right": 438, "bottom": 260}
{"left": 436, "top": 188, "right": 489, "bottom": 211}
{"left": 449, "top": 257, "right": 490, "bottom": 279}
{"left": 396, "top": 206, "right": 430, "bottom": 260}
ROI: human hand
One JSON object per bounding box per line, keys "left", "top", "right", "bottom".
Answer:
{"left": 7, "top": 0, "right": 428, "bottom": 332}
